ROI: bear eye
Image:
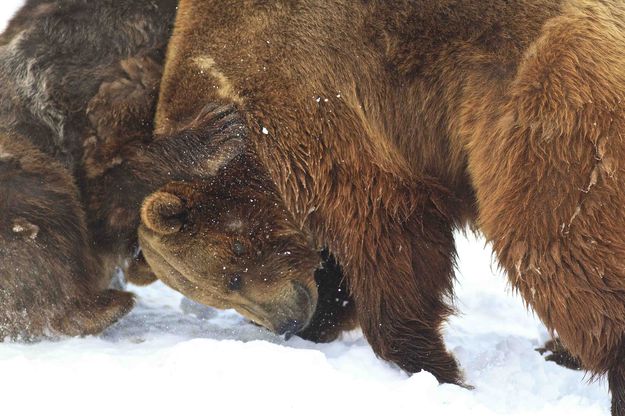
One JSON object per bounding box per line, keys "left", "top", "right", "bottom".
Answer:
{"left": 232, "top": 240, "right": 246, "bottom": 256}
{"left": 228, "top": 273, "right": 243, "bottom": 291}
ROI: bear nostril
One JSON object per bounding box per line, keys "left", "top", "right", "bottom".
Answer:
{"left": 276, "top": 319, "right": 304, "bottom": 340}
{"left": 228, "top": 273, "right": 243, "bottom": 291}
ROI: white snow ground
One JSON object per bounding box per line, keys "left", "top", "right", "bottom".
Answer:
{"left": 0, "top": 3, "right": 612, "bottom": 416}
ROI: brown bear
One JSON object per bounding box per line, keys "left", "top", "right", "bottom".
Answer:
{"left": 0, "top": 0, "right": 178, "bottom": 339}
{"left": 138, "top": 149, "right": 358, "bottom": 340}
{"left": 140, "top": 0, "right": 625, "bottom": 413}
{"left": 0, "top": 0, "right": 356, "bottom": 342}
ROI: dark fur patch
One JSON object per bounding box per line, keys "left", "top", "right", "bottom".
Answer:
{"left": 0, "top": 0, "right": 177, "bottom": 339}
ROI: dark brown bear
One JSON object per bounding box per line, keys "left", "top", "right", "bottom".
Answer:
{"left": 141, "top": 0, "right": 625, "bottom": 413}
{"left": 137, "top": 135, "right": 359, "bottom": 340}
{"left": 0, "top": 0, "right": 178, "bottom": 339}
{"left": 0, "top": 0, "right": 355, "bottom": 342}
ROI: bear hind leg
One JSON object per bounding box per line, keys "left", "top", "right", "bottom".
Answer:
{"left": 466, "top": 8, "right": 625, "bottom": 393}
{"left": 610, "top": 352, "right": 625, "bottom": 416}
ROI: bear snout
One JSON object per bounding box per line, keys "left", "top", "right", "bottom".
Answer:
{"left": 275, "top": 319, "right": 305, "bottom": 341}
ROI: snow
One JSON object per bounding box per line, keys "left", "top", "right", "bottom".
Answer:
{"left": 0, "top": 1, "right": 22, "bottom": 33}
{"left": 0, "top": 3, "right": 611, "bottom": 416}
{"left": 0, "top": 233, "right": 610, "bottom": 416}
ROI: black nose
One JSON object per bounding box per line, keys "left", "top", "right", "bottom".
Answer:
{"left": 276, "top": 319, "right": 304, "bottom": 340}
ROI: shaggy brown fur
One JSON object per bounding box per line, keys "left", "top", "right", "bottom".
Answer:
{"left": 152, "top": 0, "right": 625, "bottom": 411}
{"left": 0, "top": 0, "right": 180, "bottom": 339}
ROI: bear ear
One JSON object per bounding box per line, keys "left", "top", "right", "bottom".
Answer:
{"left": 140, "top": 190, "right": 188, "bottom": 235}
{"left": 202, "top": 137, "right": 244, "bottom": 176}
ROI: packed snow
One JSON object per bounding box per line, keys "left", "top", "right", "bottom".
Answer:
{"left": 0, "top": 3, "right": 612, "bottom": 415}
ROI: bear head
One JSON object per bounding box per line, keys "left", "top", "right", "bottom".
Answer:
{"left": 137, "top": 164, "right": 321, "bottom": 339}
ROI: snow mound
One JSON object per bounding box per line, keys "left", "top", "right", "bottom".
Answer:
{"left": 0, "top": 234, "right": 610, "bottom": 416}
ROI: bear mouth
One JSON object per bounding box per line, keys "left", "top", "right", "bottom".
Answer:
{"left": 139, "top": 241, "right": 273, "bottom": 327}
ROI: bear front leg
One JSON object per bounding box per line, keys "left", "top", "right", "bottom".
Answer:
{"left": 321, "top": 180, "right": 462, "bottom": 384}
{"left": 0, "top": 135, "right": 133, "bottom": 339}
